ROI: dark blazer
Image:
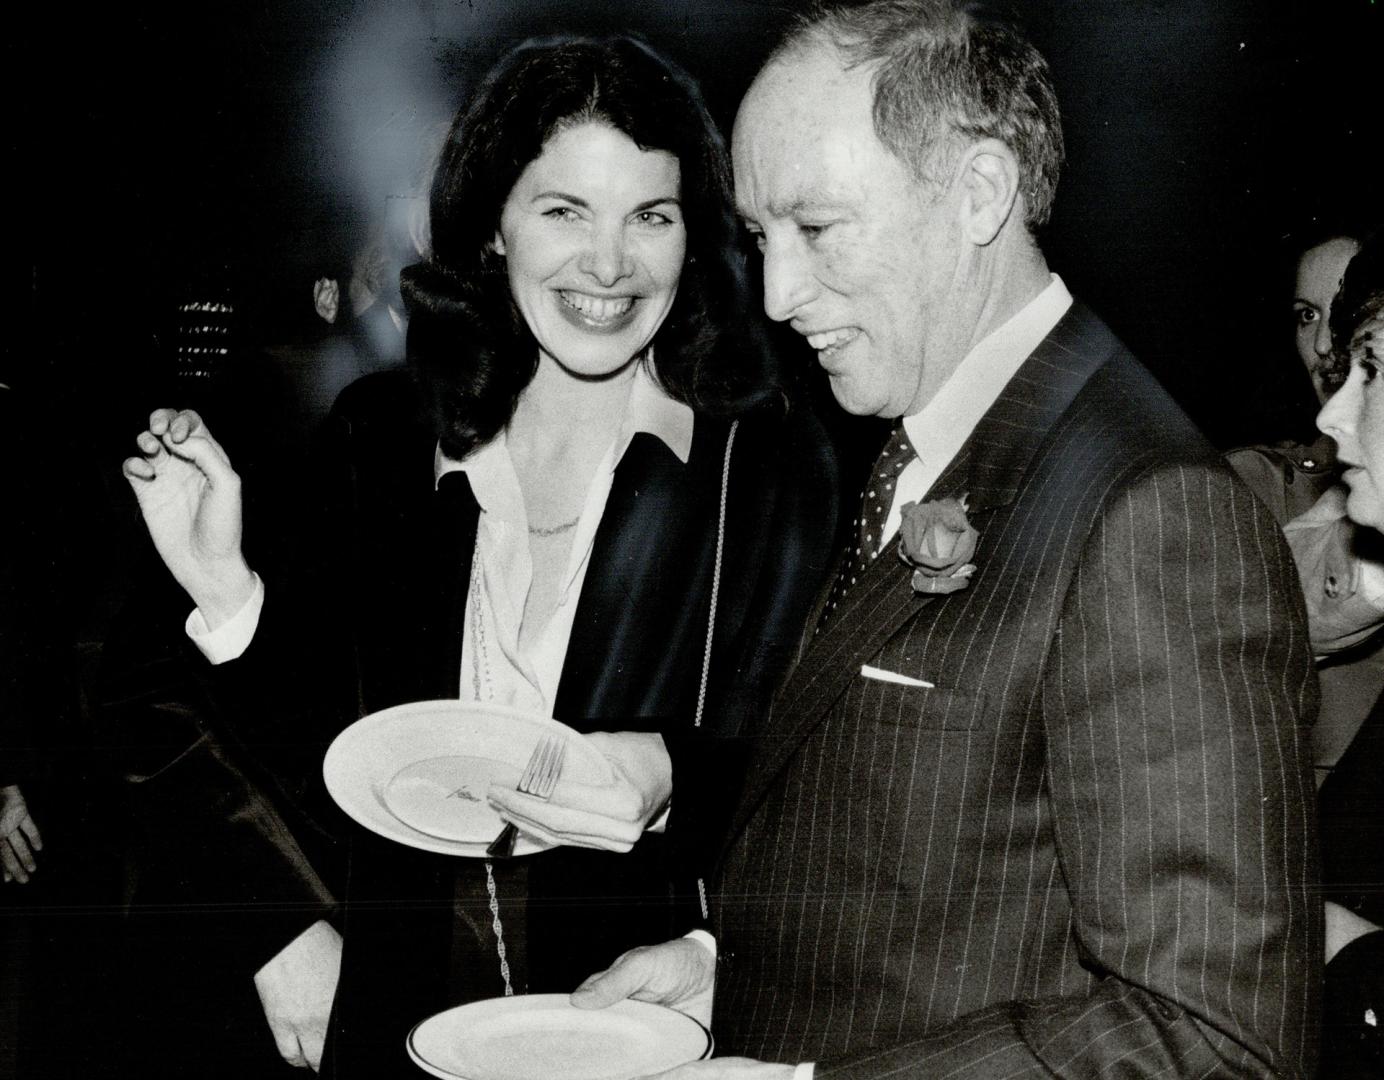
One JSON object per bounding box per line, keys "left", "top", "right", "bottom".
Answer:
{"left": 1318, "top": 694, "right": 1384, "bottom": 1077}
{"left": 711, "top": 304, "right": 1321, "bottom": 1078}
{"left": 1, "top": 385, "right": 39, "bottom": 790}
{"left": 208, "top": 369, "right": 837, "bottom": 1075}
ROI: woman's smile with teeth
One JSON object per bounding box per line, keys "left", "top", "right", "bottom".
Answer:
{"left": 806, "top": 327, "right": 860, "bottom": 352}
{"left": 559, "top": 290, "right": 636, "bottom": 320}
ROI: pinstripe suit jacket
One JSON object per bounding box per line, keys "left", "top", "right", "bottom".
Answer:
{"left": 712, "top": 304, "right": 1321, "bottom": 1078}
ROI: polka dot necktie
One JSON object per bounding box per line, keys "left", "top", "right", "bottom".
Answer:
{"left": 817, "top": 421, "right": 916, "bottom": 632}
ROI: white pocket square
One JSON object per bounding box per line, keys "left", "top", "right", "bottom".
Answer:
{"left": 860, "top": 664, "right": 934, "bottom": 689}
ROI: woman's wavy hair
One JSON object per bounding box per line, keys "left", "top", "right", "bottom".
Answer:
{"left": 1331, "top": 231, "right": 1384, "bottom": 366}
{"left": 402, "top": 35, "right": 767, "bottom": 459}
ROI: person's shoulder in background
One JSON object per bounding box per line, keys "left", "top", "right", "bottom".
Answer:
{"left": 1224, "top": 433, "right": 1339, "bottom": 525}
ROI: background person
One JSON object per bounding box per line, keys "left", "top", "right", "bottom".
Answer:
{"left": 1309, "top": 232, "right": 1384, "bottom": 1078}
{"left": 1227, "top": 220, "right": 1384, "bottom": 787}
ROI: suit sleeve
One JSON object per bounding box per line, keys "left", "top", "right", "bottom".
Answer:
{"left": 818, "top": 464, "right": 1321, "bottom": 1079}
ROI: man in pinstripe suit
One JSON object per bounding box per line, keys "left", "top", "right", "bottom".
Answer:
{"left": 573, "top": 2, "right": 1321, "bottom": 1076}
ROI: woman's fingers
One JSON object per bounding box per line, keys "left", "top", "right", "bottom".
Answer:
{"left": 125, "top": 408, "right": 237, "bottom": 487}
{"left": 127, "top": 409, "right": 219, "bottom": 477}
{"left": 1, "top": 837, "right": 31, "bottom": 884}
{"left": 147, "top": 407, "right": 204, "bottom": 440}
{"left": 122, "top": 454, "right": 157, "bottom": 481}
{"left": 159, "top": 430, "right": 238, "bottom": 487}
{"left": 18, "top": 813, "right": 42, "bottom": 851}
{"left": 136, "top": 430, "right": 163, "bottom": 456}
{"left": 7, "top": 830, "right": 36, "bottom": 874}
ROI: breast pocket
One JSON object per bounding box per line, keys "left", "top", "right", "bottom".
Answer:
{"left": 846, "top": 675, "right": 991, "bottom": 730}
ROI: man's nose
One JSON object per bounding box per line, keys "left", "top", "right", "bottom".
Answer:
{"left": 761, "top": 238, "right": 817, "bottom": 323}
{"left": 581, "top": 227, "right": 634, "bottom": 287}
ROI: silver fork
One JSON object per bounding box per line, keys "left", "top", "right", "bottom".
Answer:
{"left": 486, "top": 733, "right": 568, "bottom": 859}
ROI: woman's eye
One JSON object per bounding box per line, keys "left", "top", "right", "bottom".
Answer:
{"left": 544, "top": 206, "right": 579, "bottom": 222}
{"left": 634, "top": 210, "right": 674, "bottom": 227}
{"left": 1295, "top": 305, "right": 1318, "bottom": 327}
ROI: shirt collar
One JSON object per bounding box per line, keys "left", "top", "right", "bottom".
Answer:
{"left": 624, "top": 360, "right": 694, "bottom": 465}
{"left": 434, "top": 360, "right": 694, "bottom": 487}
{"left": 903, "top": 273, "right": 1073, "bottom": 458}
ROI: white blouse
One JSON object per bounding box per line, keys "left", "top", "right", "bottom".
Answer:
{"left": 189, "top": 364, "right": 693, "bottom": 723}
{"left": 437, "top": 366, "right": 693, "bottom": 716}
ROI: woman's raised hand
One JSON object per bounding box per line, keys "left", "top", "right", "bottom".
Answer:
{"left": 122, "top": 408, "right": 256, "bottom": 629}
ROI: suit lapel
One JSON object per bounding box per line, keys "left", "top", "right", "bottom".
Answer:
{"left": 343, "top": 393, "right": 481, "bottom": 712}
{"left": 731, "top": 303, "right": 1120, "bottom": 831}
{"left": 424, "top": 470, "right": 480, "bottom": 701}
{"left": 553, "top": 426, "right": 715, "bottom": 724}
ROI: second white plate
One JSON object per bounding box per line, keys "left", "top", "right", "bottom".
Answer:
{"left": 407, "top": 993, "right": 713, "bottom": 1080}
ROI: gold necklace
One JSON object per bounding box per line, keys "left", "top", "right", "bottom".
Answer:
{"left": 528, "top": 516, "right": 579, "bottom": 537}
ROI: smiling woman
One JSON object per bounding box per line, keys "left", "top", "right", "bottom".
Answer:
{"left": 118, "top": 29, "right": 838, "bottom": 1080}
{"left": 409, "top": 35, "right": 761, "bottom": 461}
{"left": 494, "top": 123, "right": 686, "bottom": 379}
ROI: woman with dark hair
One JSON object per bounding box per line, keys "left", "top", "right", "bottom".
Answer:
{"left": 1226, "top": 220, "right": 1384, "bottom": 788}
{"left": 1227, "top": 222, "right": 1366, "bottom": 522}
{"left": 122, "top": 34, "right": 835, "bottom": 1076}
{"left": 1311, "top": 232, "right": 1384, "bottom": 1078}
{"left": 412, "top": 34, "right": 764, "bottom": 451}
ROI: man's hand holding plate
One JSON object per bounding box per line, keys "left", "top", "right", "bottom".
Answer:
{"left": 571, "top": 937, "right": 715, "bottom": 1028}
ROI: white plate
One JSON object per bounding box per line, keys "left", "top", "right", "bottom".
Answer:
{"left": 407, "top": 994, "right": 713, "bottom": 1080}
{"left": 323, "top": 700, "right": 613, "bottom": 857}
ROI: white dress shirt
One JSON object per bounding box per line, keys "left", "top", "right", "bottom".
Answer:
{"left": 880, "top": 274, "right": 1073, "bottom": 551}
{"left": 188, "top": 364, "right": 694, "bottom": 721}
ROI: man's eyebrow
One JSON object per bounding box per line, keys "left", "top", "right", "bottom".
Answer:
{"left": 751, "top": 193, "right": 849, "bottom": 220}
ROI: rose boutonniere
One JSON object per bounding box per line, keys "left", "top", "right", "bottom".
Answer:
{"left": 898, "top": 495, "right": 979, "bottom": 595}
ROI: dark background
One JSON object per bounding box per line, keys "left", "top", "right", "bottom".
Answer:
{"left": 0, "top": 0, "right": 1376, "bottom": 655}
{"left": 2, "top": 0, "right": 1381, "bottom": 602}
{"left": 7, "top": 0, "right": 1383, "bottom": 452}
{"left": 0, "top": 3, "right": 1379, "bottom": 1073}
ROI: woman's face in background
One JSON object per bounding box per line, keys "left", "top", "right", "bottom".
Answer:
{"left": 1319, "top": 310, "right": 1384, "bottom": 529}
{"left": 496, "top": 121, "right": 686, "bottom": 379}
{"left": 1295, "top": 236, "right": 1361, "bottom": 403}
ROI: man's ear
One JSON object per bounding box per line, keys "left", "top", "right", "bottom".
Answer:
{"left": 491, "top": 231, "right": 507, "bottom": 257}
{"left": 958, "top": 139, "right": 1021, "bottom": 246}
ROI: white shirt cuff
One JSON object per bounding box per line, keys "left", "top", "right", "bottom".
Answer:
{"left": 185, "top": 573, "right": 265, "bottom": 664}
{"left": 679, "top": 932, "right": 807, "bottom": 1075}
{"left": 683, "top": 928, "right": 716, "bottom": 959}
{"left": 647, "top": 801, "right": 671, "bottom": 833}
